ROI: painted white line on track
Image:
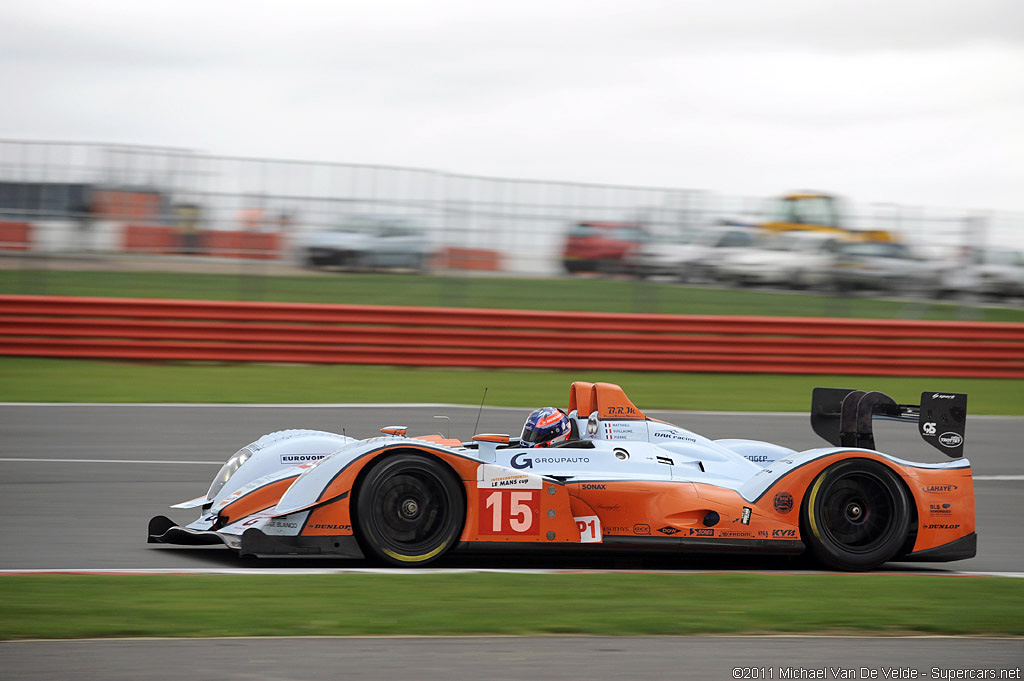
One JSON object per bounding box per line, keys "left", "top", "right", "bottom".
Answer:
{"left": 0, "top": 458, "right": 221, "bottom": 465}
{"left": 7, "top": 634, "right": 1020, "bottom": 642}
{"left": 0, "top": 402, "right": 479, "bottom": 409}
{"left": 975, "top": 475, "right": 1024, "bottom": 481}
{"left": 1, "top": 568, "right": 1022, "bottom": 578}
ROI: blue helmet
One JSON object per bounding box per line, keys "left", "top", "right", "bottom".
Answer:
{"left": 521, "top": 407, "right": 571, "bottom": 447}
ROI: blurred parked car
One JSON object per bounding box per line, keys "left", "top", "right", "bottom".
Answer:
{"left": 300, "top": 215, "right": 431, "bottom": 271}
{"left": 829, "top": 240, "right": 945, "bottom": 293}
{"left": 712, "top": 231, "right": 843, "bottom": 288}
{"left": 628, "top": 227, "right": 757, "bottom": 281}
{"left": 941, "top": 247, "right": 1024, "bottom": 299}
{"left": 562, "top": 221, "right": 648, "bottom": 274}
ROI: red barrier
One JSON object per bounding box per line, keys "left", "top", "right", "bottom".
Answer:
{"left": 0, "top": 222, "right": 32, "bottom": 251}
{"left": 121, "top": 226, "right": 280, "bottom": 259}
{"left": 122, "top": 225, "right": 178, "bottom": 255}
{"left": 200, "top": 230, "right": 280, "bottom": 260}
{"left": 1, "top": 295, "right": 1022, "bottom": 377}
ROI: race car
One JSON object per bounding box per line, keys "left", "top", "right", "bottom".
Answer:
{"left": 148, "top": 382, "right": 975, "bottom": 571}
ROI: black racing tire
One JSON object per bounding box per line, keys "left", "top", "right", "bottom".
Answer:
{"left": 800, "top": 459, "right": 911, "bottom": 571}
{"left": 354, "top": 453, "right": 464, "bottom": 567}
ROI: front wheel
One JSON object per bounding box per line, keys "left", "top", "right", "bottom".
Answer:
{"left": 355, "top": 453, "right": 464, "bottom": 566}
{"left": 801, "top": 459, "right": 911, "bottom": 571}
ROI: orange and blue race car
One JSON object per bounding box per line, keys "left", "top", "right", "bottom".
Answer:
{"left": 149, "top": 382, "right": 975, "bottom": 571}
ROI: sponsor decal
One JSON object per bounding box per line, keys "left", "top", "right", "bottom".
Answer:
{"left": 490, "top": 477, "right": 528, "bottom": 488}
{"left": 689, "top": 528, "right": 714, "bottom": 537}
{"left": 309, "top": 523, "right": 351, "bottom": 531}
{"left": 773, "top": 491, "right": 794, "bottom": 514}
{"left": 477, "top": 464, "right": 542, "bottom": 489}
{"left": 924, "top": 523, "right": 960, "bottom": 530}
{"left": 741, "top": 507, "right": 752, "bottom": 525}
{"left": 581, "top": 483, "right": 606, "bottom": 490}
{"left": 653, "top": 431, "right": 697, "bottom": 443}
{"left": 922, "top": 422, "right": 937, "bottom": 435}
{"left": 929, "top": 503, "right": 953, "bottom": 516}
{"left": 921, "top": 483, "right": 958, "bottom": 493}
{"left": 779, "top": 458, "right": 794, "bottom": 464}
{"left": 266, "top": 520, "right": 298, "bottom": 530}
{"left": 633, "top": 523, "right": 651, "bottom": 535}
{"left": 720, "top": 530, "right": 751, "bottom": 538}
{"left": 605, "top": 525, "right": 631, "bottom": 534}
{"left": 746, "top": 455, "right": 770, "bottom": 463}
{"left": 939, "top": 432, "right": 963, "bottom": 448}
{"left": 606, "top": 406, "right": 639, "bottom": 417}
{"left": 656, "top": 526, "right": 681, "bottom": 535}
{"left": 511, "top": 453, "right": 533, "bottom": 469}
{"left": 511, "top": 453, "right": 590, "bottom": 469}
{"left": 932, "top": 393, "right": 956, "bottom": 400}
{"left": 280, "top": 454, "right": 329, "bottom": 465}
{"left": 596, "top": 503, "right": 621, "bottom": 512}
{"left": 574, "top": 515, "right": 602, "bottom": 543}
{"left": 772, "top": 529, "right": 797, "bottom": 538}
{"left": 757, "top": 530, "right": 769, "bottom": 538}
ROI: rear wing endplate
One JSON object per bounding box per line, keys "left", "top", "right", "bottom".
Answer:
{"left": 811, "top": 388, "right": 967, "bottom": 458}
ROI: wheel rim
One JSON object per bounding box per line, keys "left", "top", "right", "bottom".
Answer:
{"left": 367, "top": 469, "right": 455, "bottom": 554}
{"left": 818, "top": 471, "right": 900, "bottom": 553}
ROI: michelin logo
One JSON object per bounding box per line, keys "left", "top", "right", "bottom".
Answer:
{"left": 280, "top": 454, "right": 329, "bottom": 465}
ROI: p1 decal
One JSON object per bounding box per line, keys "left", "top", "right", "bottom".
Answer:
{"left": 477, "top": 489, "right": 540, "bottom": 535}
{"left": 574, "top": 515, "right": 602, "bottom": 543}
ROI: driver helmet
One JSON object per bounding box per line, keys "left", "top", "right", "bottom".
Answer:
{"left": 521, "top": 407, "right": 571, "bottom": 447}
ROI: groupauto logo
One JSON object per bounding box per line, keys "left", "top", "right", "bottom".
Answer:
{"left": 510, "top": 452, "right": 533, "bottom": 470}
{"left": 939, "top": 432, "right": 963, "bottom": 448}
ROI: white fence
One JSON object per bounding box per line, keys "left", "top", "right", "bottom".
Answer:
{"left": 0, "top": 138, "right": 1018, "bottom": 276}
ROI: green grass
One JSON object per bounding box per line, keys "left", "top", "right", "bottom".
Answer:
{"left": 3, "top": 268, "right": 1023, "bottom": 320}
{"left": 1, "top": 573, "right": 1021, "bottom": 639}
{"left": 2, "top": 357, "right": 1023, "bottom": 413}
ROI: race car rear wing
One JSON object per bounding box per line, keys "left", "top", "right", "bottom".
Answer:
{"left": 811, "top": 388, "right": 967, "bottom": 458}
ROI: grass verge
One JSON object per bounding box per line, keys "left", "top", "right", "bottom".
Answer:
{"left": 3, "top": 268, "right": 1023, "bottom": 321}
{"left": 2, "top": 358, "right": 1024, "bottom": 414}
{"left": 1, "top": 573, "right": 1021, "bottom": 640}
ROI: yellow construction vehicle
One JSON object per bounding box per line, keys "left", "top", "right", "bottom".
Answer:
{"left": 760, "top": 192, "right": 896, "bottom": 242}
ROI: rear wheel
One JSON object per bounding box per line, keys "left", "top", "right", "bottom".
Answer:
{"left": 801, "top": 459, "right": 910, "bottom": 571}
{"left": 355, "top": 453, "right": 464, "bottom": 566}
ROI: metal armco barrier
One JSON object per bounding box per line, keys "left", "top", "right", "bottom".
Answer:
{"left": 1, "top": 295, "right": 1023, "bottom": 378}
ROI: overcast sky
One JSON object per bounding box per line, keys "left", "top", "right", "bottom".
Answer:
{"left": 2, "top": 0, "right": 1023, "bottom": 212}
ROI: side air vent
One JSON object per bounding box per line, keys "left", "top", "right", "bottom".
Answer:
{"left": 656, "top": 456, "right": 674, "bottom": 466}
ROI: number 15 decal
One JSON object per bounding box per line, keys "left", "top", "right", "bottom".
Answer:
{"left": 478, "top": 490, "right": 540, "bottom": 535}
